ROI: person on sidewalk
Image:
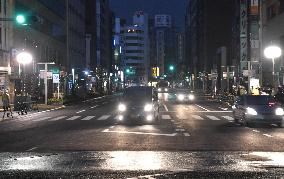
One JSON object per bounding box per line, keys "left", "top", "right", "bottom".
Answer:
{"left": 2, "top": 90, "right": 13, "bottom": 118}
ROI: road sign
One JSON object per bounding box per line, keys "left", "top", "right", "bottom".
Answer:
{"left": 53, "top": 74, "right": 60, "bottom": 83}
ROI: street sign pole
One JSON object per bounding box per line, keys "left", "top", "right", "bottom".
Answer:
{"left": 38, "top": 62, "right": 55, "bottom": 105}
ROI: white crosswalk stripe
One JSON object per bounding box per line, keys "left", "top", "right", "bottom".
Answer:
{"left": 81, "top": 116, "right": 95, "bottom": 121}
{"left": 33, "top": 117, "right": 52, "bottom": 122}
{"left": 222, "top": 116, "right": 234, "bottom": 121}
{"left": 49, "top": 116, "right": 67, "bottom": 121}
{"left": 97, "top": 115, "right": 111, "bottom": 120}
{"left": 162, "top": 115, "right": 171, "bottom": 120}
{"left": 191, "top": 115, "right": 204, "bottom": 120}
{"left": 66, "top": 116, "right": 81, "bottom": 121}
{"left": 206, "top": 115, "right": 221, "bottom": 121}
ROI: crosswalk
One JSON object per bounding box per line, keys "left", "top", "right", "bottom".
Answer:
{"left": 17, "top": 114, "right": 236, "bottom": 123}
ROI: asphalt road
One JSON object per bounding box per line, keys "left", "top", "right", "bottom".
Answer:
{"left": 0, "top": 92, "right": 283, "bottom": 178}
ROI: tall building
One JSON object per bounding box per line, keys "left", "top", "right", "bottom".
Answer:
{"left": 67, "top": 0, "right": 86, "bottom": 73}
{"left": 185, "top": 0, "right": 234, "bottom": 91}
{"left": 261, "top": 0, "right": 284, "bottom": 86}
{"left": 154, "top": 15, "right": 177, "bottom": 76}
{"left": 123, "top": 11, "right": 149, "bottom": 85}
{"left": 0, "top": 0, "right": 66, "bottom": 100}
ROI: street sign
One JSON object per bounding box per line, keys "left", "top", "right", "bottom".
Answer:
{"left": 47, "top": 71, "right": 53, "bottom": 79}
{"left": 53, "top": 74, "right": 60, "bottom": 83}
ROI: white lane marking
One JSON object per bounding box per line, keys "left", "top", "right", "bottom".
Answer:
{"left": 162, "top": 115, "right": 171, "bottom": 120}
{"left": 26, "top": 147, "right": 38, "bottom": 151}
{"left": 252, "top": 129, "right": 260, "bottom": 133}
{"left": 66, "top": 116, "right": 81, "bottom": 121}
{"left": 263, "top": 134, "right": 273, "bottom": 138}
{"left": 46, "top": 110, "right": 50, "bottom": 112}
{"left": 175, "top": 129, "right": 185, "bottom": 132}
{"left": 206, "top": 115, "right": 220, "bottom": 121}
{"left": 195, "top": 104, "right": 210, "bottom": 111}
{"left": 76, "top": 110, "right": 86, "bottom": 114}
{"left": 50, "top": 109, "right": 55, "bottom": 111}
{"left": 222, "top": 116, "right": 234, "bottom": 121}
{"left": 49, "top": 116, "right": 67, "bottom": 121}
{"left": 110, "top": 126, "right": 115, "bottom": 129}
{"left": 163, "top": 104, "right": 169, "bottom": 111}
{"left": 33, "top": 117, "right": 52, "bottom": 122}
{"left": 184, "top": 133, "right": 190, "bottom": 136}
{"left": 171, "top": 119, "right": 175, "bottom": 122}
{"left": 195, "top": 111, "right": 232, "bottom": 113}
{"left": 81, "top": 116, "right": 95, "bottom": 121}
{"left": 191, "top": 115, "right": 204, "bottom": 120}
{"left": 102, "top": 130, "right": 178, "bottom": 137}
{"left": 97, "top": 115, "right": 111, "bottom": 120}
{"left": 90, "top": 105, "right": 98, "bottom": 109}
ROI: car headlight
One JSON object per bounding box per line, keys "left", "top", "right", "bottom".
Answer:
{"left": 165, "top": 88, "right": 168, "bottom": 92}
{"left": 188, "top": 94, "right": 195, "bottom": 100}
{"left": 118, "top": 104, "right": 126, "bottom": 111}
{"left": 177, "top": 94, "right": 185, "bottom": 101}
{"left": 158, "top": 88, "right": 161, "bottom": 92}
{"left": 144, "top": 104, "right": 153, "bottom": 111}
{"left": 246, "top": 107, "right": 257, "bottom": 115}
{"left": 275, "top": 108, "right": 284, "bottom": 116}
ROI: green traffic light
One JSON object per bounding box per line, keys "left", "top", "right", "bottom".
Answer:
{"left": 169, "top": 65, "right": 174, "bottom": 71}
{"left": 126, "top": 69, "right": 130, "bottom": 73}
{"left": 16, "top": 14, "right": 26, "bottom": 24}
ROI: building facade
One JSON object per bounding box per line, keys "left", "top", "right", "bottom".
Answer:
{"left": 185, "top": 0, "right": 234, "bottom": 91}
{"left": 123, "top": 11, "right": 149, "bottom": 85}
{"left": 0, "top": 0, "right": 66, "bottom": 101}
{"left": 67, "top": 0, "right": 85, "bottom": 74}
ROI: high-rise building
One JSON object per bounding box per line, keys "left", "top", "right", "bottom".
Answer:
{"left": 0, "top": 0, "right": 66, "bottom": 100}
{"left": 67, "top": 0, "right": 86, "bottom": 73}
{"left": 261, "top": 0, "right": 284, "bottom": 86}
{"left": 123, "top": 11, "right": 149, "bottom": 85}
{"left": 185, "top": 0, "right": 234, "bottom": 90}
{"left": 154, "top": 15, "right": 177, "bottom": 76}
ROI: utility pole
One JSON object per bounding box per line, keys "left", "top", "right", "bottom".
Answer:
{"left": 38, "top": 62, "right": 55, "bottom": 105}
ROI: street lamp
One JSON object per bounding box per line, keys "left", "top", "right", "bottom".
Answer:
{"left": 17, "top": 51, "right": 33, "bottom": 75}
{"left": 264, "top": 45, "right": 282, "bottom": 92}
{"left": 16, "top": 51, "right": 33, "bottom": 94}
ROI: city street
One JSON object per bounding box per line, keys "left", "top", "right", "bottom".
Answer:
{"left": 0, "top": 93, "right": 283, "bottom": 177}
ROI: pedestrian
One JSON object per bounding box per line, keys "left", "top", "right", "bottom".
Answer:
{"left": 2, "top": 90, "right": 12, "bottom": 118}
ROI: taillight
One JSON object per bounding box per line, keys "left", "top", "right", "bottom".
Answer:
{"left": 268, "top": 101, "right": 275, "bottom": 107}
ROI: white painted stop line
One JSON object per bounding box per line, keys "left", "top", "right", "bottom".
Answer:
{"left": 81, "top": 116, "right": 95, "bottom": 121}
{"left": 191, "top": 115, "right": 204, "bottom": 120}
{"left": 49, "top": 116, "right": 67, "bottom": 121}
{"left": 222, "top": 116, "right": 234, "bottom": 121}
{"left": 206, "top": 115, "right": 220, "bottom": 120}
{"left": 97, "top": 115, "right": 111, "bottom": 120}
{"left": 162, "top": 115, "right": 171, "bottom": 120}
{"left": 66, "top": 116, "right": 81, "bottom": 121}
{"left": 33, "top": 117, "right": 51, "bottom": 122}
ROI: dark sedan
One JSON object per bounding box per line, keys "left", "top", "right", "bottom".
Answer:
{"left": 232, "top": 95, "right": 283, "bottom": 127}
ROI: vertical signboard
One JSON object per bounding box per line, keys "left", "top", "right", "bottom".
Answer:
{"left": 240, "top": 0, "right": 248, "bottom": 71}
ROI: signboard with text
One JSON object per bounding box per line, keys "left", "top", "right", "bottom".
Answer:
{"left": 53, "top": 74, "right": 60, "bottom": 83}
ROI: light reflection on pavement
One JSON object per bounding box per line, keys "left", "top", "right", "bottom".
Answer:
{"left": 1, "top": 151, "right": 283, "bottom": 172}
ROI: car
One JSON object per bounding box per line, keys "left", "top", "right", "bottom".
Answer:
{"left": 232, "top": 95, "right": 283, "bottom": 127}
{"left": 174, "top": 89, "right": 195, "bottom": 103}
{"left": 117, "top": 86, "right": 159, "bottom": 123}
{"left": 156, "top": 80, "right": 170, "bottom": 93}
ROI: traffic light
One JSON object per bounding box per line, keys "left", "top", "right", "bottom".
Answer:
{"left": 16, "top": 14, "right": 26, "bottom": 25}
{"left": 169, "top": 65, "right": 174, "bottom": 71}
{"left": 15, "top": 14, "right": 40, "bottom": 25}
{"left": 126, "top": 69, "right": 130, "bottom": 74}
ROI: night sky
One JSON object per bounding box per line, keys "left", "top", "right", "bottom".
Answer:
{"left": 109, "top": 0, "right": 187, "bottom": 28}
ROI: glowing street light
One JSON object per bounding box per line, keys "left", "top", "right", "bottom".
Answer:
{"left": 17, "top": 51, "right": 33, "bottom": 75}
{"left": 264, "top": 45, "right": 282, "bottom": 91}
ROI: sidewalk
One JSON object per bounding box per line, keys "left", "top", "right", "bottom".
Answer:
{"left": 0, "top": 103, "right": 65, "bottom": 112}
